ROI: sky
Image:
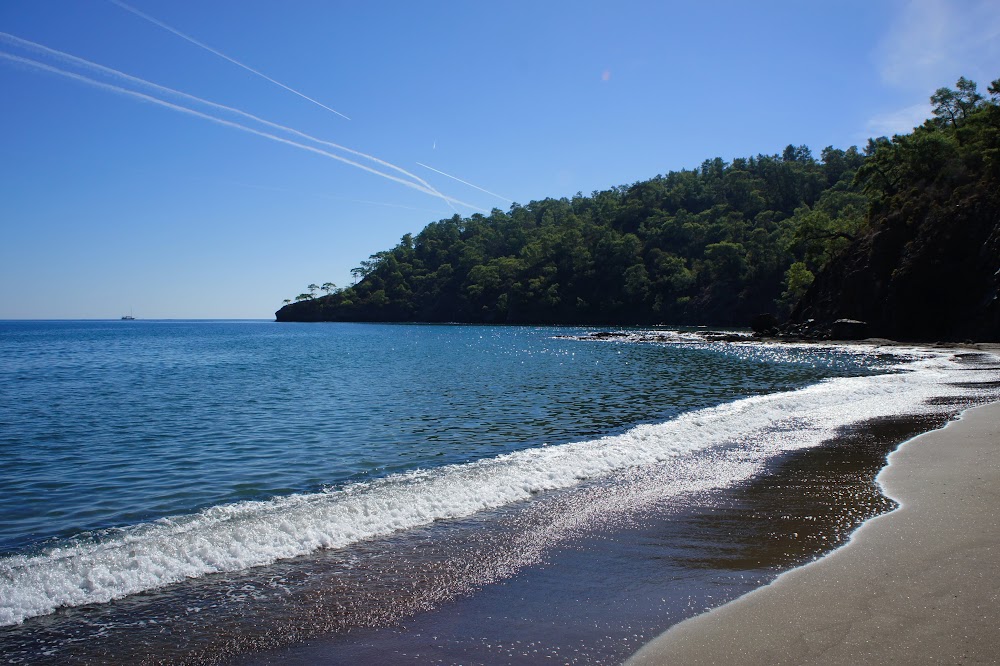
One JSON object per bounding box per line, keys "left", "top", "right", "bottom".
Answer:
{"left": 1, "top": 0, "right": 998, "bottom": 319}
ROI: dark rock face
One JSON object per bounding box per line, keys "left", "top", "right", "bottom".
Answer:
{"left": 750, "top": 313, "right": 779, "bottom": 335}
{"left": 790, "top": 187, "right": 1000, "bottom": 342}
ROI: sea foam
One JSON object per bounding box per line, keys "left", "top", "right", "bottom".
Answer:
{"left": 0, "top": 349, "right": 991, "bottom": 626}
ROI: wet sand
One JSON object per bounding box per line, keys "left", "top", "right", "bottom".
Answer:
{"left": 627, "top": 401, "right": 1000, "bottom": 665}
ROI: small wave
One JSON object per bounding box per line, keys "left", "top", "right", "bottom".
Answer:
{"left": 1, "top": 349, "right": 993, "bottom": 626}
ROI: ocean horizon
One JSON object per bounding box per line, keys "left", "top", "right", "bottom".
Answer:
{"left": 1, "top": 321, "right": 997, "bottom": 663}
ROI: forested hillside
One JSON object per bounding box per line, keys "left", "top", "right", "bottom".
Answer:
{"left": 278, "top": 146, "right": 866, "bottom": 325}
{"left": 278, "top": 76, "right": 999, "bottom": 339}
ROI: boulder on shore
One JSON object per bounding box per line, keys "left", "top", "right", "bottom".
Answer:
{"left": 750, "top": 313, "right": 778, "bottom": 335}
{"left": 831, "top": 319, "right": 869, "bottom": 340}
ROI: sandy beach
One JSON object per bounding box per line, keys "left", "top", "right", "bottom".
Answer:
{"left": 627, "top": 400, "right": 1000, "bottom": 665}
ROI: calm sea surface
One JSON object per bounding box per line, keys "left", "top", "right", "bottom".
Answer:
{"left": 0, "top": 321, "right": 875, "bottom": 555}
{"left": 0, "top": 321, "right": 996, "bottom": 663}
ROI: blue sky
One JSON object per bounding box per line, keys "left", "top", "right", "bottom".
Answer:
{"left": 2, "top": 0, "right": 998, "bottom": 319}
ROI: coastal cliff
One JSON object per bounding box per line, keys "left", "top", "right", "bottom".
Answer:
{"left": 789, "top": 186, "right": 999, "bottom": 341}
{"left": 787, "top": 79, "right": 1000, "bottom": 342}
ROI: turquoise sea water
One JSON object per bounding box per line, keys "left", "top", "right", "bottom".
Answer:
{"left": 1, "top": 321, "right": 996, "bottom": 663}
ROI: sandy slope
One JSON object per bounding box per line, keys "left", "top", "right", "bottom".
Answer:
{"left": 627, "top": 401, "right": 1000, "bottom": 665}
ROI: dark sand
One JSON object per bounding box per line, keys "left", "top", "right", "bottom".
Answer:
{"left": 627, "top": 401, "right": 1000, "bottom": 665}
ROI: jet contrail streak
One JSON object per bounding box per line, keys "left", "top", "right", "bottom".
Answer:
{"left": 416, "top": 162, "right": 514, "bottom": 204}
{"left": 108, "top": 0, "right": 350, "bottom": 120}
{"left": 0, "top": 52, "right": 487, "bottom": 212}
{"left": 0, "top": 32, "right": 461, "bottom": 214}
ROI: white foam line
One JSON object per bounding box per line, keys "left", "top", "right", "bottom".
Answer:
{"left": 0, "top": 52, "right": 486, "bottom": 212}
{"left": 0, "top": 351, "right": 987, "bottom": 626}
{"left": 109, "top": 0, "right": 350, "bottom": 120}
{"left": 416, "top": 162, "right": 514, "bottom": 204}
{"left": 0, "top": 33, "right": 465, "bottom": 214}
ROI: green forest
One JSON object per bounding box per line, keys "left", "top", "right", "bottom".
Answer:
{"left": 278, "top": 76, "right": 1000, "bottom": 333}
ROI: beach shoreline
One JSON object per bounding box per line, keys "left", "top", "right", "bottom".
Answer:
{"left": 627, "top": 399, "right": 1000, "bottom": 665}
{"left": 3, "top": 331, "right": 996, "bottom": 664}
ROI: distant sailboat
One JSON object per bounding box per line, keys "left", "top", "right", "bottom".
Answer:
{"left": 121, "top": 308, "right": 135, "bottom": 320}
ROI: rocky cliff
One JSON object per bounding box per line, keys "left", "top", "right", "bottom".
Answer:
{"left": 790, "top": 178, "right": 999, "bottom": 342}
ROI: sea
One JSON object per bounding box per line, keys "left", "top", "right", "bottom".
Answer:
{"left": 1, "top": 320, "right": 997, "bottom": 665}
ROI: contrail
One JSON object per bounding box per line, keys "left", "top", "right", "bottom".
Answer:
{"left": 0, "top": 32, "right": 461, "bottom": 214}
{"left": 0, "top": 52, "right": 487, "bottom": 212}
{"left": 416, "top": 162, "right": 514, "bottom": 204}
{"left": 108, "top": 0, "right": 350, "bottom": 120}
